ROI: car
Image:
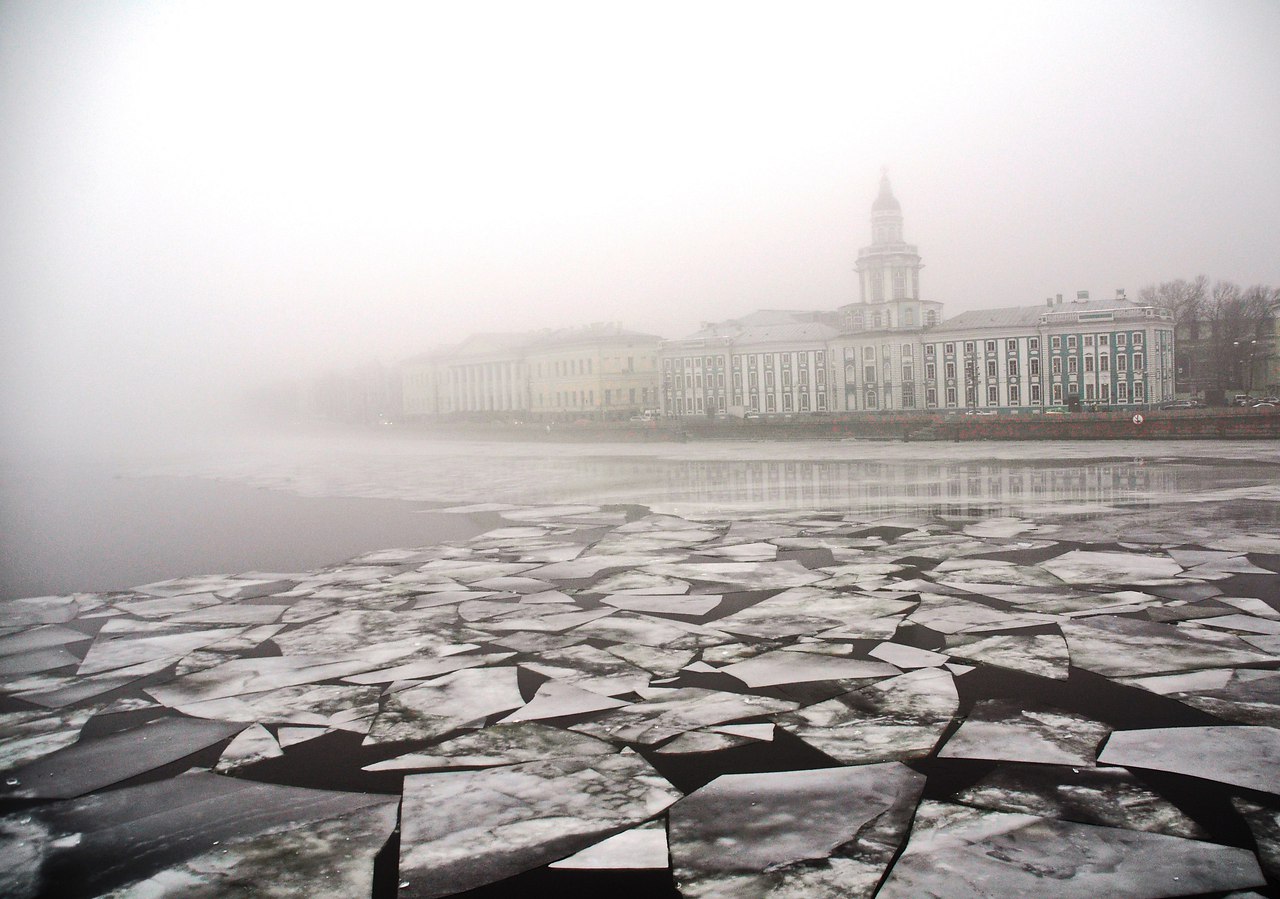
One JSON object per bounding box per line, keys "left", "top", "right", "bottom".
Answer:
{"left": 1233, "top": 395, "right": 1256, "bottom": 407}
{"left": 964, "top": 409, "right": 997, "bottom": 416}
{"left": 1160, "top": 400, "right": 1204, "bottom": 410}
{"left": 1252, "top": 401, "right": 1276, "bottom": 409}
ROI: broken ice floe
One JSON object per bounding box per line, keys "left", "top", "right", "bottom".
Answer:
{"left": 3, "top": 496, "right": 1279, "bottom": 896}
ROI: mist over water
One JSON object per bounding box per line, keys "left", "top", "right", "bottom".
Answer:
{"left": 5, "top": 430, "right": 1277, "bottom": 599}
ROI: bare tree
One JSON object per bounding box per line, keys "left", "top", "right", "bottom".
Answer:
{"left": 1139, "top": 275, "right": 1207, "bottom": 327}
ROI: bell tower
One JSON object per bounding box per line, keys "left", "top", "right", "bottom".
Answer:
{"left": 856, "top": 170, "right": 922, "bottom": 305}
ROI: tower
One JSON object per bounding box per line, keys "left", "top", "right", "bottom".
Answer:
{"left": 856, "top": 170, "right": 922, "bottom": 305}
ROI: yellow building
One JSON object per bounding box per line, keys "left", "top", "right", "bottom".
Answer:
{"left": 526, "top": 324, "right": 661, "bottom": 420}
{"left": 398, "top": 323, "right": 660, "bottom": 421}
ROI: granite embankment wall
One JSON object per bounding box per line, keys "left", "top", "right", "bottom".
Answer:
{"left": 401, "top": 408, "right": 1280, "bottom": 442}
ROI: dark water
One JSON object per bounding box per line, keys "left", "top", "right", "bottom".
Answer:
{"left": 0, "top": 458, "right": 488, "bottom": 599}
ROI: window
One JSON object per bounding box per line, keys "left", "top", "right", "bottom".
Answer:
{"left": 893, "top": 269, "right": 906, "bottom": 300}
{"left": 1007, "top": 359, "right": 1019, "bottom": 377}
{"left": 987, "top": 385, "right": 999, "bottom": 404}
{"left": 1117, "top": 355, "right": 1127, "bottom": 372}
{"left": 965, "top": 341, "right": 975, "bottom": 354}
{"left": 1007, "top": 339, "right": 1017, "bottom": 353}
{"left": 749, "top": 372, "right": 758, "bottom": 388}
{"left": 816, "top": 351, "right": 824, "bottom": 365}
{"left": 1085, "top": 384, "right": 1095, "bottom": 401}
{"left": 765, "top": 371, "right": 775, "bottom": 388}
{"left": 865, "top": 391, "right": 878, "bottom": 409}
{"left": 816, "top": 368, "right": 825, "bottom": 386}
{"left": 781, "top": 371, "right": 791, "bottom": 388}
{"left": 1084, "top": 356, "right": 1094, "bottom": 373}
{"left": 1118, "top": 381, "right": 1129, "bottom": 400}
{"left": 732, "top": 355, "right": 741, "bottom": 369}
{"left": 864, "top": 346, "right": 875, "bottom": 360}
{"left": 695, "top": 398, "right": 703, "bottom": 412}
{"left": 945, "top": 361, "right": 956, "bottom": 379}
{"left": 986, "top": 340, "right": 996, "bottom": 353}
{"left": 926, "top": 362, "right": 936, "bottom": 380}
{"left": 1133, "top": 352, "right": 1144, "bottom": 370}
{"left": 1029, "top": 358, "right": 1039, "bottom": 377}
{"left": 1134, "top": 382, "right": 1145, "bottom": 401}
{"left": 986, "top": 360, "right": 997, "bottom": 378}
{"left": 1116, "top": 333, "right": 1127, "bottom": 347}
{"left": 783, "top": 394, "right": 792, "bottom": 411}
{"left": 1068, "top": 336, "right": 1078, "bottom": 350}
{"left": 1068, "top": 357, "right": 1078, "bottom": 374}
{"left": 695, "top": 374, "right": 703, "bottom": 388}
{"left": 817, "top": 394, "right": 827, "bottom": 410}
{"left": 766, "top": 395, "right": 775, "bottom": 412}
{"left": 946, "top": 386, "right": 957, "bottom": 406}
{"left": 1133, "top": 333, "right": 1143, "bottom": 346}
{"left": 750, "top": 394, "right": 759, "bottom": 411}
{"left": 733, "top": 371, "right": 742, "bottom": 388}
{"left": 926, "top": 387, "right": 937, "bottom": 406}
{"left": 1029, "top": 337, "right": 1039, "bottom": 351}
{"left": 865, "top": 365, "right": 877, "bottom": 384}
{"left": 798, "top": 367, "right": 808, "bottom": 384}
{"left": 1101, "top": 383, "right": 1110, "bottom": 402}
{"left": 903, "top": 391, "right": 916, "bottom": 409}
{"left": 902, "top": 343, "right": 913, "bottom": 358}
{"left": 903, "top": 364, "right": 914, "bottom": 381}
{"left": 1052, "top": 357, "right": 1062, "bottom": 375}
{"left": 1030, "top": 384, "right": 1041, "bottom": 403}
{"left": 799, "top": 394, "right": 809, "bottom": 411}
{"left": 945, "top": 342, "right": 955, "bottom": 355}
{"left": 663, "top": 359, "right": 671, "bottom": 371}
{"left": 1099, "top": 355, "right": 1109, "bottom": 372}
{"left": 1084, "top": 335, "right": 1094, "bottom": 347}
{"left": 926, "top": 344, "right": 936, "bottom": 356}
{"left": 1099, "top": 334, "right": 1109, "bottom": 346}
{"left": 1009, "top": 385, "right": 1020, "bottom": 405}
{"left": 1052, "top": 384, "right": 1063, "bottom": 403}
{"left": 1051, "top": 336, "right": 1061, "bottom": 350}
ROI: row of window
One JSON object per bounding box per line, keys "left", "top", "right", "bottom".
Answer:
{"left": 670, "top": 392, "right": 830, "bottom": 414}
{"left": 663, "top": 351, "right": 828, "bottom": 372}
{"left": 538, "top": 387, "right": 655, "bottom": 408}
{"left": 927, "top": 332, "right": 1147, "bottom": 358}
{"left": 535, "top": 356, "right": 645, "bottom": 378}
{"left": 860, "top": 378, "right": 1149, "bottom": 409}
{"left": 666, "top": 368, "right": 828, "bottom": 391}
{"left": 848, "top": 351, "right": 1148, "bottom": 387}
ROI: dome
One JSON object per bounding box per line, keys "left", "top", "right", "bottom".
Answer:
{"left": 873, "top": 172, "right": 901, "bottom": 212}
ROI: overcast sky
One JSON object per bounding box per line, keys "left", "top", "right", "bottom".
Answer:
{"left": 3, "top": 1, "right": 1278, "bottom": 439}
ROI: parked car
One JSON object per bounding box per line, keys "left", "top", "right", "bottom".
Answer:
{"left": 1252, "top": 401, "right": 1276, "bottom": 409}
{"left": 1160, "top": 400, "right": 1204, "bottom": 410}
{"left": 1233, "top": 394, "right": 1256, "bottom": 407}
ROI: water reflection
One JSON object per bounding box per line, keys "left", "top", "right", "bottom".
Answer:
{"left": 588, "top": 458, "right": 1206, "bottom": 518}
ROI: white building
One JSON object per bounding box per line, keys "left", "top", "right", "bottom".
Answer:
{"left": 920, "top": 294, "right": 1175, "bottom": 411}
{"left": 659, "top": 311, "right": 838, "bottom": 416}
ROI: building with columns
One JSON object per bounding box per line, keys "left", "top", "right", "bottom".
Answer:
{"left": 398, "top": 324, "right": 660, "bottom": 421}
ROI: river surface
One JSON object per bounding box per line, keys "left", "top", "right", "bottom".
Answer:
{"left": 4, "top": 430, "right": 1279, "bottom": 599}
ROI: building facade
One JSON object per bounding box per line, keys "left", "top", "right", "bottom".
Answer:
{"left": 659, "top": 311, "right": 838, "bottom": 416}
{"left": 921, "top": 295, "right": 1175, "bottom": 411}
{"left": 398, "top": 324, "right": 660, "bottom": 421}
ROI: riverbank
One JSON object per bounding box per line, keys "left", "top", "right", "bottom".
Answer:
{"left": 394, "top": 406, "right": 1280, "bottom": 442}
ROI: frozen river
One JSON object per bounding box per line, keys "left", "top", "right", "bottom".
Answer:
{"left": 3, "top": 433, "right": 1280, "bottom": 898}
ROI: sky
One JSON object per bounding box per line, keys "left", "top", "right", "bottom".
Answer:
{"left": 2, "top": 1, "right": 1279, "bottom": 441}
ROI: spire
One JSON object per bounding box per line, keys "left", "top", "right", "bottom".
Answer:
{"left": 873, "top": 168, "right": 901, "bottom": 212}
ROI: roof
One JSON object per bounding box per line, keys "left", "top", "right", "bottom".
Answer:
{"left": 927, "top": 298, "right": 1160, "bottom": 334}
{"left": 872, "top": 173, "right": 901, "bottom": 213}
{"left": 676, "top": 313, "right": 838, "bottom": 345}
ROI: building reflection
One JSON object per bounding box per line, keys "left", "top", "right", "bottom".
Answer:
{"left": 641, "top": 459, "right": 1187, "bottom": 518}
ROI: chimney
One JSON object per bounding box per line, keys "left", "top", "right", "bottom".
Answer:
{"left": 1055, "top": 294, "right": 1063, "bottom": 305}
{"left": 1116, "top": 288, "right": 1126, "bottom": 299}
{"left": 1045, "top": 297, "right": 1053, "bottom": 307}
{"left": 1076, "top": 290, "right": 1089, "bottom": 302}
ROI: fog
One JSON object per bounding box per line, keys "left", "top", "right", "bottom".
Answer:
{"left": 2, "top": 1, "right": 1279, "bottom": 449}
